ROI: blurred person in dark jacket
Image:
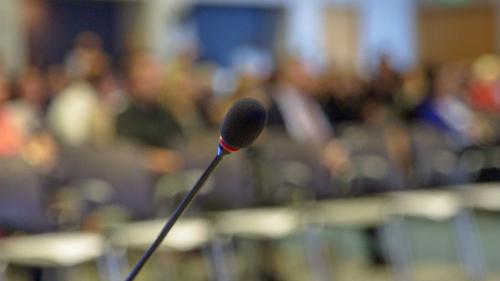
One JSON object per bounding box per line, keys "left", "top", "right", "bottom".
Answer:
{"left": 316, "top": 66, "right": 365, "bottom": 129}
{"left": 366, "top": 55, "right": 402, "bottom": 106}
{"left": 116, "top": 53, "right": 183, "bottom": 173}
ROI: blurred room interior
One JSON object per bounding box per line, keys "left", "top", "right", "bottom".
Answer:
{"left": 2, "top": 0, "right": 500, "bottom": 280}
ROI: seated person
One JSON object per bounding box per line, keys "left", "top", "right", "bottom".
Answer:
{"left": 116, "top": 53, "right": 183, "bottom": 173}
{"left": 0, "top": 74, "right": 24, "bottom": 157}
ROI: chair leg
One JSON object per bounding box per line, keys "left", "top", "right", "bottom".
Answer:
{"left": 304, "top": 227, "right": 332, "bottom": 281}
{"left": 205, "top": 237, "right": 234, "bottom": 281}
{"left": 452, "top": 211, "right": 486, "bottom": 280}
{"left": 102, "top": 247, "right": 129, "bottom": 281}
{"left": 381, "top": 217, "right": 413, "bottom": 281}
{"left": 0, "top": 262, "right": 6, "bottom": 281}
{"left": 41, "top": 268, "right": 66, "bottom": 281}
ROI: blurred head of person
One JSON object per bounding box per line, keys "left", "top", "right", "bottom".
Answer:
{"left": 127, "top": 53, "right": 164, "bottom": 105}
{"left": 17, "top": 66, "right": 48, "bottom": 108}
{"left": 469, "top": 54, "right": 500, "bottom": 112}
{"left": 78, "top": 50, "right": 109, "bottom": 85}
{"left": 74, "top": 31, "right": 102, "bottom": 51}
{"left": 361, "top": 98, "right": 391, "bottom": 125}
{"left": 434, "top": 63, "right": 466, "bottom": 98}
{"left": 67, "top": 31, "right": 109, "bottom": 84}
{"left": 377, "top": 54, "right": 394, "bottom": 74}
{"left": 369, "top": 54, "right": 401, "bottom": 103}
{"left": 472, "top": 54, "right": 500, "bottom": 83}
{"left": 319, "top": 64, "right": 339, "bottom": 92}
{"left": 277, "top": 57, "right": 316, "bottom": 94}
{"left": 397, "top": 67, "right": 428, "bottom": 110}
{"left": 164, "top": 55, "right": 204, "bottom": 102}
{"left": 46, "top": 64, "right": 68, "bottom": 96}
{"left": 230, "top": 69, "right": 271, "bottom": 108}
{"left": 339, "top": 71, "right": 364, "bottom": 99}
{"left": 319, "top": 66, "right": 363, "bottom": 103}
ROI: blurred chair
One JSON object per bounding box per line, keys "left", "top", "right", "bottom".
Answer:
{"left": 383, "top": 190, "right": 483, "bottom": 281}
{"left": 338, "top": 124, "right": 405, "bottom": 194}
{"left": 0, "top": 156, "right": 54, "bottom": 233}
{"left": 409, "top": 123, "right": 468, "bottom": 187}
{"left": 0, "top": 232, "right": 105, "bottom": 281}
{"left": 57, "top": 143, "right": 154, "bottom": 220}
{"left": 257, "top": 132, "right": 326, "bottom": 202}
{"left": 109, "top": 217, "right": 217, "bottom": 281}
{"left": 458, "top": 147, "right": 488, "bottom": 182}
{"left": 460, "top": 146, "right": 500, "bottom": 182}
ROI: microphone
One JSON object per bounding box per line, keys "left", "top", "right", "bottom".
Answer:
{"left": 219, "top": 98, "right": 268, "bottom": 153}
{"left": 125, "top": 98, "right": 267, "bottom": 281}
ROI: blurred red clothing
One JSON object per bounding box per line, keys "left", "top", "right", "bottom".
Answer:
{"left": 469, "top": 80, "right": 500, "bottom": 112}
{"left": 0, "top": 108, "right": 24, "bottom": 156}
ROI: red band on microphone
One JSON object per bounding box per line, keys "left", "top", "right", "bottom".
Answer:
{"left": 219, "top": 137, "right": 239, "bottom": 153}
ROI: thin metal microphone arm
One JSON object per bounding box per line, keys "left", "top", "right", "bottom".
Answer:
{"left": 125, "top": 146, "right": 228, "bottom": 281}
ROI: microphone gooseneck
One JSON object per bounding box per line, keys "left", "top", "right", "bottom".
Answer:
{"left": 125, "top": 153, "right": 224, "bottom": 281}
{"left": 125, "top": 98, "right": 267, "bottom": 281}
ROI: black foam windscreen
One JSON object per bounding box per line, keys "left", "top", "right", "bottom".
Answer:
{"left": 220, "top": 98, "right": 267, "bottom": 149}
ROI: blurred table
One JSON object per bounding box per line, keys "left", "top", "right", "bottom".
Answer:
{"left": 304, "top": 196, "right": 387, "bottom": 227}
{"left": 213, "top": 207, "right": 300, "bottom": 239}
{"left": 386, "top": 190, "right": 461, "bottom": 220}
{"left": 0, "top": 232, "right": 104, "bottom": 268}
{"left": 462, "top": 183, "right": 500, "bottom": 211}
{"left": 111, "top": 217, "right": 212, "bottom": 252}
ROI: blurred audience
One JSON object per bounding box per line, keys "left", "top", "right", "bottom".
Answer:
{"left": 3, "top": 28, "right": 500, "bottom": 235}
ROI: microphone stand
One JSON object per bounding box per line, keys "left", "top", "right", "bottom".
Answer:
{"left": 125, "top": 146, "right": 228, "bottom": 281}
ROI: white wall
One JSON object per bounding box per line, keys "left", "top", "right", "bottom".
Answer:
{"left": 357, "top": 0, "right": 417, "bottom": 72}
{"left": 286, "top": 0, "right": 327, "bottom": 70}
{"left": 141, "top": 0, "right": 194, "bottom": 59}
{"left": 141, "top": 0, "right": 418, "bottom": 72}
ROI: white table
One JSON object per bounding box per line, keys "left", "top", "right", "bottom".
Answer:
{"left": 0, "top": 232, "right": 104, "bottom": 268}
{"left": 213, "top": 207, "right": 300, "bottom": 239}
{"left": 111, "top": 217, "right": 212, "bottom": 252}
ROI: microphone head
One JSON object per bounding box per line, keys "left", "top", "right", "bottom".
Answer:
{"left": 220, "top": 98, "right": 267, "bottom": 152}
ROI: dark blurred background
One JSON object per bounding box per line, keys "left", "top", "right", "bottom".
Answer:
{"left": 2, "top": 0, "right": 500, "bottom": 280}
